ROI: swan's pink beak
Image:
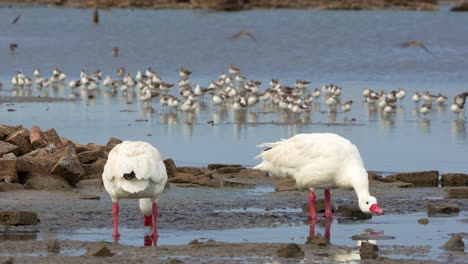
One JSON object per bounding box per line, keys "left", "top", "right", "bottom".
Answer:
{"left": 370, "top": 204, "right": 384, "bottom": 215}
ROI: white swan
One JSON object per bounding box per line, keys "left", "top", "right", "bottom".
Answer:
{"left": 102, "top": 141, "right": 168, "bottom": 238}
{"left": 254, "top": 133, "right": 384, "bottom": 219}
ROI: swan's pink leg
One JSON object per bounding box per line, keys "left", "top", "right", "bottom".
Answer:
{"left": 309, "top": 188, "right": 317, "bottom": 219}
{"left": 324, "top": 189, "right": 333, "bottom": 218}
{"left": 112, "top": 202, "right": 120, "bottom": 237}
{"left": 149, "top": 202, "right": 159, "bottom": 238}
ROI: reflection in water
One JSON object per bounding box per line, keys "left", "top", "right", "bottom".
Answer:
{"left": 309, "top": 218, "right": 332, "bottom": 241}
{"left": 451, "top": 120, "right": 466, "bottom": 139}
{"left": 326, "top": 112, "right": 337, "bottom": 124}
{"left": 233, "top": 109, "right": 247, "bottom": 124}
{"left": 113, "top": 234, "right": 158, "bottom": 247}
{"left": 420, "top": 119, "right": 430, "bottom": 133}
{"left": 247, "top": 112, "right": 257, "bottom": 123}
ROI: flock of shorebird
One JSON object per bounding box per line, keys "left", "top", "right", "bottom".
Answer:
{"left": 3, "top": 65, "right": 468, "bottom": 122}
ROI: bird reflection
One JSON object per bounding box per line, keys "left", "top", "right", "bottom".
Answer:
{"left": 326, "top": 112, "right": 337, "bottom": 124}
{"left": 247, "top": 112, "right": 257, "bottom": 123}
{"left": 309, "top": 218, "right": 332, "bottom": 241}
{"left": 112, "top": 235, "right": 158, "bottom": 247}
{"left": 451, "top": 120, "right": 466, "bottom": 138}
{"left": 160, "top": 112, "right": 179, "bottom": 125}
{"left": 420, "top": 118, "right": 431, "bottom": 133}
{"left": 233, "top": 109, "right": 247, "bottom": 124}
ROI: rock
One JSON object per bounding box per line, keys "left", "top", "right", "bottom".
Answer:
{"left": 24, "top": 175, "right": 73, "bottom": 191}
{"left": 360, "top": 241, "right": 379, "bottom": 259}
{"left": 0, "top": 158, "right": 18, "bottom": 183}
{"left": 207, "top": 163, "right": 242, "bottom": 170}
{"left": 302, "top": 200, "right": 336, "bottom": 215}
{"left": 50, "top": 145, "right": 85, "bottom": 186}
{"left": 43, "top": 128, "right": 65, "bottom": 149}
{"left": 202, "top": 179, "right": 223, "bottom": 188}
{"left": 0, "top": 183, "right": 24, "bottom": 192}
{"left": 163, "top": 158, "right": 177, "bottom": 178}
{"left": 0, "top": 211, "right": 39, "bottom": 225}
{"left": 271, "top": 176, "right": 299, "bottom": 192}
{"left": 105, "top": 137, "right": 122, "bottom": 152}
{"left": 451, "top": 2, "right": 468, "bottom": 11}
{"left": 443, "top": 234, "right": 465, "bottom": 251}
{"left": 170, "top": 172, "right": 195, "bottom": 183}
{"left": 276, "top": 243, "right": 304, "bottom": 258}
{"left": 217, "top": 166, "right": 245, "bottom": 174}
{"left": 445, "top": 187, "right": 468, "bottom": 199}
{"left": 79, "top": 194, "right": 101, "bottom": 200}
{"left": 386, "top": 171, "right": 439, "bottom": 187}
{"left": 393, "top": 181, "right": 414, "bottom": 188}
{"left": 191, "top": 173, "right": 214, "bottom": 185}
{"left": 16, "top": 149, "right": 60, "bottom": 182}
{"left": 83, "top": 242, "right": 113, "bottom": 257}
{"left": 305, "top": 233, "right": 330, "bottom": 246}
{"left": 47, "top": 240, "right": 60, "bottom": 253}
{"left": 222, "top": 180, "right": 255, "bottom": 188}
{"left": 335, "top": 204, "right": 372, "bottom": 220}
{"left": 5, "top": 127, "right": 33, "bottom": 156}
{"left": 177, "top": 166, "right": 203, "bottom": 176}
{"left": 238, "top": 169, "right": 268, "bottom": 178}
{"left": 0, "top": 125, "right": 22, "bottom": 140}
{"left": 162, "top": 258, "right": 184, "bottom": 264}
{"left": 442, "top": 173, "right": 468, "bottom": 186}
{"left": 82, "top": 158, "right": 107, "bottom": 179}
{"left": 0, "top": 256, "right": 13, "bottom": 264}
{"left": 29, "top": 126, "right": 47, "bottom": 149}
{"left": 427, "top": 201, "right": 459, "bottom": 215}
{"left": 78, "top": 148, "right": 104, "bottom": 164}
{"left": 418, "top": 218, "right": 429, "bottom": 225}
{"left": 0, "top": 140, "right": 19, "bottom": 156}
{"left": 368, "top": 171, "right": 392, "bottom": 182}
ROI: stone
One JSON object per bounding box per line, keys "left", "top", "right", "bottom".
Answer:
{"left": 0, "top": 211, "right": 39, "bottom": 225}
{"left": 105, "top": 137, "right": 122, "bottom": 152}
{"left": 177, "top": 166, "right": 203, "bottom": 175}
{"left": 0, "top": 183, "right": 24, "bottom": 192}
{"left": 368, "top": 171, "right": 392, "bottom": 182}
{"left": 222, "top": 180, "right": 255, "bottom": 189}
{"left": 360, "top": 241, "right": 379, "bottom": 259}
{"left": 0, "top": 158, "right": 18, "bottom": 183}
{"left": 276, "top": 243, "right": 304, "bottom": 258}
{"left": 0, "top": 256, "right": 13, "bottom": 264}
{"left": 163, "top": 158, "right": 177, "bottom": 178}
{"left": 50, "top": 145, "right": 85, "bottom": 186}
{"left": 47, "top": 240, "right": 60, "bottom": 253}
{"left": 207, "top": 163, "right": 242, "bottom": 170}
{"left": 271, "top": 176, "right": 299, "bottom": 192}
{"left": 442, "top": 234, "right": 465, "bottom": 251}
{"left": 335, "top": 204, "right": 372, "bottom": 220}
{"left": 191, "top": 173, "right": 214, "bottom": 185}
{"left": 24, "top": 175, "right": 73, "bottom": 191}
{"left": 302, "top": 200, "right": 336, "bottom": 215}
{"left": 43, "top": 128, "right": 65, "bottom": 149}
{"left": 238, "top": 169, "right": 268, "bottom": 178}
{"left": 82, "top": 158, "right": 107, "bottom": 179}
{"left": 170, "top": 172, "right": 194, "bottom": 183}
{"left": 29, "top": 126, "right": 47, "bottom": 149}
{"left": 217, "top": 166, "right": 245, "bottom": 174}
{"left": 442, "top": 173, "right": 468, "bottom": 186}
{"left": 5, "top": 128, "right": 33, "bottom": 156}
{"left": 427, "top": 201, "right": 460, "bottom": 215}
{"left": 305, "top": 233, "right": 330, "bottom": 246}
{"left": 451, "top": 2, "right": 468, "bottom": 11}
{"left": 418, "top": 218, "right": 429, "bottom": 225}
{"left": 386, "top": 171, "right": 439, "bottom": 187}
{"left": 162, "top": 258, "right": 184, "bottom": 264}
{"left": 445, "top": 187, "right": 468, "bottom": 199}
{"left": 0, "top": 125, "right": 22, "bottom": 140}
{"left": 83, "top": 242, "right": 113, "bottom": 257}
{"left": 16, "top": 149, "right": 60, "bottom": 182}
{"left": 78, "top": 148, "right": 104, "bottom": 164}
{"left": 0, "top": 140, "right": 19, "bottom": 156}
{"left": 202, "top": 179, "right": 223, "bottom": 188}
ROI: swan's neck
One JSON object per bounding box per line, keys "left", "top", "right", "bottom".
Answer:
{"left": 350, "top": 167, "right": 371, "bottom": 201}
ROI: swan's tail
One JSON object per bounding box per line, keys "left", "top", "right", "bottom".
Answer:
{"left": 139, "top": 198, "right": 153, "bottom": 226}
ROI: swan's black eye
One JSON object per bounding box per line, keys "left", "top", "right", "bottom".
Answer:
{"left": 366, "top": 202, "right": 369, "bottom": 205}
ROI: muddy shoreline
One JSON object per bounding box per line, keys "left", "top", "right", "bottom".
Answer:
{"left": 0, "top": 0, "right": 442, "bottom": 11}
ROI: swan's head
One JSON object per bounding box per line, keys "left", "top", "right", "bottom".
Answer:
{"left": 359, "top": 196, "right": 384, "bottom": 215}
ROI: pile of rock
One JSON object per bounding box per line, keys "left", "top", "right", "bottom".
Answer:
{"left": 0, "top": 124, "right": 119, "bottom": 191}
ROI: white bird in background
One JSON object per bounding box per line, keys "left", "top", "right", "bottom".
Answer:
{"left": 253, "top": 133, "right": 384, "bottom": 220}
{"left": 102, "top": 141, "right": 168, "bottom": 239}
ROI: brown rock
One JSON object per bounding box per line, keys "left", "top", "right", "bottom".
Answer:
{"left": 50, "top": 145, "right": 85, "bottom": 186}
{"left": 451, "top": 2, "right": 468, "bottom": 11}
{"left": 202, "top": 179, "right": 223, "bottom": 188}
{"left": 276, "top": 243, "right": 304, "bottom": 258}
{"left": 24, "top": 175, "right": 73, "bottom": 191}
{"left": 217, "top": 166, "right": 245, "bottom": 174}
{"left": 191, "top": 173, "right": 214, "bottom": 185}
{"left": 442, "top": 234, "right": 465, "bottom": 251}
{"left": 0, "top": 140, "right": 19, "bottom": 156}
{"left": 427, "top": 201, "right": 460, "bottom": 215}
{"left": 0, "top": 211, "right": 39, "bottom": 225}
{"left": 78, "top": 148, "right": 104, "bottom": 164}
{"left": 177, "top": 166, "right": 203, "bottom": 175}
{"left": 271, "top": 176, "right": 299, "bottom": 192}
{"left": 445, "top": 187, "right": 468, "bottom": 199}
{"left": 222, "top": 180, "right": 255, "bottom": 189}
{"left": 302, "top": 200, "right": 336, "bottom": 215}
{"left": 47, "top": 240, "right": 60, "bottom": 253}
{"left": 360, "top": 241, "right": 379, "bottom": 259}
{"left": 386, "top": 171, "right": 439, "bottom": 187}
{"left": 105, "top": 137, "right": 122, "bottom": 152}
{"left": 335, "top": 204, "right": 372, "bottom": 220}
{"left": 43, "top": 128, "right": 64, "bottom": 149}
{"left": 368, "top": 171, "right": 392, "bottom": 182}
{"left": 170, "top": 172, "right": 194, "bottom": 183}
{"left": 82, "top": 158, "right": 107, "bottom": 179}
{"left": 83, "top": 243, "right": 113, "bottom": 257}
{"left": 162, "top": 258, "right": 184, "bottom": 264}
{"left": 15, "top": 148, "right": 61, "bottom": 183}
{"left": 0, "top": 158, "right": 18, "bottom": 183}
{"left": 163, "top": 158, "right": 177, "bottom": 178}
{"left": 442, "top": 173, "right": 468, "bottom": 186}
{"left": 5, "top": 127, "right": 33, "bottom": 156}
{"left": 29, "top": 126, "right": 47, "bottom": 149}
{"left": 418, "top": 218, "right": 429, "bottom": 225}
{"left": 0, "top": 125, "right": 22, "bottom": 140}
{"left": 0, "top": 256, "right": 14, "bottom": 264}
{"left": 74, "top": 143, "right": 99, "bottom": 154}
{"left": 305, "top": 233, "right": 330, "bottom": 246}
{"left": 0, "top": 183, "right": 24, "bottom": 192}
{"left": 207, "top": 163, "right": 242, "bottom": 170}
{"left": 238, "top": 169, "right": 268, "bottom": 178}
